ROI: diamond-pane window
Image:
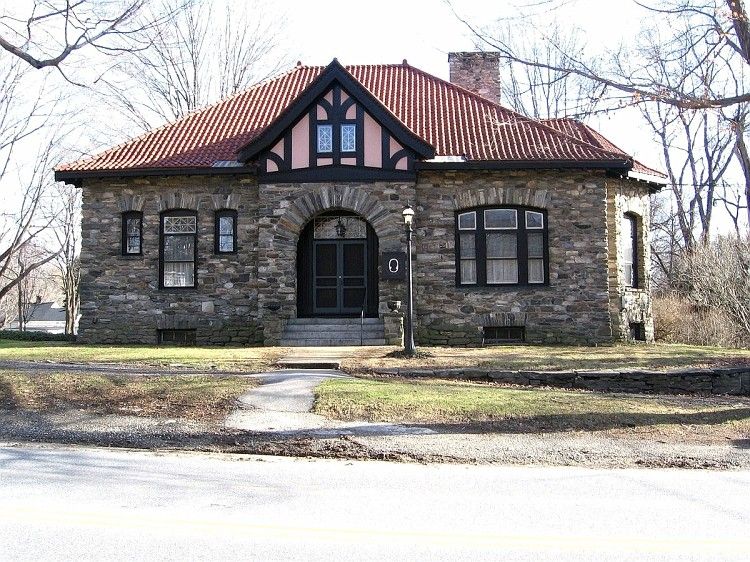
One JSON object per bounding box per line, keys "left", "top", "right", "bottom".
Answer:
{"left": 164, "top": 216, "right": 196, "bottom": 234}
{"left": 317, "top": 125, "right": 333, "bottom": 153}
{"left": 341, "top": 124, "right": 356, "bottom": 152}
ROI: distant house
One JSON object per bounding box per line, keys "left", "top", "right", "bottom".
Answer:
{"left": 55, "top": 52, "right": 666, "bottom": 346}
{"left": 7, "top": 301, "right": 67, "bottom": 333}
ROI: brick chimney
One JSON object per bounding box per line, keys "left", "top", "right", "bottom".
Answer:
{"left": 448, "top": 52, "right": 501, "bottom": 104}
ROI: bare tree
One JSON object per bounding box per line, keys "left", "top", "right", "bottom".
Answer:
{"left": 13, "top": 245, "right": 47, "bottom": 331}
{"left": 678, "top": 234, "right": 750, "bottom": 339}
{"left": 99, "top": 0, "right": 289, "bottom": 132}
{"left": 0, "top": 140, "right": 61, "bottom": 303}
{"left": 51, "top": 183, "right": 80, "bottom": 335}
{"left": 0, "top": 1, "right": 185, "bottom": 83}
{"left": 52, "top": 183, "right": 80, "bottom": 335}
{"left": 488, "top": 22, "right": 605, "bottom": 119}
{"left": 457, "top": 0, "right": 750, "bottom": 110}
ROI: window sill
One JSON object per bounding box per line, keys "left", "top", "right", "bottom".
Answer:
{"left": 119, "top": 254, "right": 144, "bottom": 260}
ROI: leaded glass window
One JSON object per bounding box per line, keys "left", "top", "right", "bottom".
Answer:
{"left": 161, "top": 212, "right": 197, "bottom": 288}
{"left": 341, "top": 124, "right": 356, "bottom": 152}
{"left": 317, "top": 124, "right": 333, "bottom": 153}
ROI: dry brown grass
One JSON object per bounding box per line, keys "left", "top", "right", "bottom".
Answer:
{"left": 0, "top": 371, "right": 255, "bottom": 421}
{"left": 315, "top": 377, "right": 750, "bottom": 443}
{"left": 339, "top": 343, "right": 750, "bottom": 373}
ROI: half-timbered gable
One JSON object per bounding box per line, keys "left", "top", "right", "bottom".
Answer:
{"left": 237, "top": 60, "right": 434, "bottom": 182}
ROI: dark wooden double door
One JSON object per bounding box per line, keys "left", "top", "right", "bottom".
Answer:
{"left": 313, "top": 239, "right": 366, "bottom": 315}
{"left": 297, "top": 216, "right": 378, "bottom": 317}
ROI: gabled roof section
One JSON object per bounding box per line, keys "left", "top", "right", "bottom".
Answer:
{"left": 56, "top": 61, "right": 650, "bottom": 181}
{"left": 236, "top": 59, "right": 435, "bottom": 162}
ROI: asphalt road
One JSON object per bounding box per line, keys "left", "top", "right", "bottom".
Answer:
{"left": 0, "top": 444, "right": 748, "bottom": 561}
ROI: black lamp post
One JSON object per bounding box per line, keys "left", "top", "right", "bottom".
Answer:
{"left": 402, "top": 204, "right": 416, "bottom": 356}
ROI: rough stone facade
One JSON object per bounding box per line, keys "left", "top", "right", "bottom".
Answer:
{"left": 415, "top": 169, "right": 616, "bottom": 345}
{"left": 77, "top": 168, "right": 654, "bottom": 346}
{"left": 606, "top": 179, "right": 655, "bottom": 342}
{"left": 78, "top": 175, "right": 262, "bottom": 345}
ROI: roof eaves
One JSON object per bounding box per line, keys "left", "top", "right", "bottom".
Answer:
{"left": 54, "top": 165, "right": 258, "bottom": 185}
{"left": 416, "top": 158, "right": 632, "bottom": 171}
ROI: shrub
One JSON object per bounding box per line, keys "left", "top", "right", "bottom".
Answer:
{"left": 653, "top": 294, "right": 746, "bottom": 347}
{"left": 0, "top": 330, "right": 75, "bottom": 342}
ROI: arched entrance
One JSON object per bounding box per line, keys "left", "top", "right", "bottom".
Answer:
{"left": 297, "top": 210, "right": 379, "bottom": 317}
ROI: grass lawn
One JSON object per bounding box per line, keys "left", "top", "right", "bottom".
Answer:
{"left": 0, "top": 340, "right": 285, "bottom": 371}
{"left": 0, "top": 371, "right": 254, "bottom": 422}
{"left": 1, "top": 340, "right": 750, "bottom": 373}
{"left": 339, "top": 343, "right": 750, "bottom": 372}
{"left": 314, "top": 377, "right": 750, "bottom": 442}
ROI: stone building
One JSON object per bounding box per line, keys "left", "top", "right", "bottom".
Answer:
{"left": 55, "top": 53, "right": 665, "bottom": 346}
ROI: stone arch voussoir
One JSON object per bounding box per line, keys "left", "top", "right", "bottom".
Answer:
{"left": 280, "top": 185, "right": 392, "bottom": 240}
{"left": 453, "top": 186, "right": 551, "bottom": 211}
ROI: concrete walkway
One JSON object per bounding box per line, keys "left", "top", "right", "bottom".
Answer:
{"left": 225, "top": 369, "right": 434, "bottom": 437}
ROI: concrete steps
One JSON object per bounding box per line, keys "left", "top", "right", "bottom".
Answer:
{"left": 280, "top": 317, "right": 386, "bottom": 346}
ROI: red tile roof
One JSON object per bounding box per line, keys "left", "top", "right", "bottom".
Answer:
{"left": 542, "top": 118, "right": 666, "bottom": 178}
{"left": 57, "top": 62, "right": 658, "bottom": 176}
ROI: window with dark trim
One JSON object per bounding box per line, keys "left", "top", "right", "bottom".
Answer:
{"left": 623, "top": 213, "right": 639, "bottom": 288}
{"left": 121, "top": 211, "right": 143, "bottom": 255}
{"left": 214, "top": 210, "right": 237, "bottom": 254}
{"left": 456, "top": 206, "right": 548, "bottom": 287}
{"left": 160, "top": 210, "right": 197, "bottom": 288}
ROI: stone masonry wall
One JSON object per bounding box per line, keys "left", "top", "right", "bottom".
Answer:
{"left": 413, "top": 169, "right": 614, "bottom": 345}
{"left": 606, "top": 179, "right": 655, "bottom": 342}
{"left": 77, "top": 169, "right": 654, "bottom": 347}
{"left": 256, "top": 181, "right": 414, "bottom": 344}
{"left": 78, "top": 175, "right": 262, "bottom": 345}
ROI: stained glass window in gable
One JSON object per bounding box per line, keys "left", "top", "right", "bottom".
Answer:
{"left": 341, "top": 124, "right": 356, "bottom": 152}
{"left": 317, "top": 124, "right": 333, "bottom": 153}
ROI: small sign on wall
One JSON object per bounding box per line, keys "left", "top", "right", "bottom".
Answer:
{"left": 381, "top": 251, "right": 406, "bottom": 280}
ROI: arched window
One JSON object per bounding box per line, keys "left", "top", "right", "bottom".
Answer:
{"left": 160, "top": 210, "right": 197, "bottom": 288}
{"left": 623, "top": 213, "right": 639, "bottom": 288}
{"left": 455, "top": 206, "right": 548, "bottom": 287}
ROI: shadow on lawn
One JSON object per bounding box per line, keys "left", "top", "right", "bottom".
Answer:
{"left": 319, "top": 407, "right": 750, "bottom": 438}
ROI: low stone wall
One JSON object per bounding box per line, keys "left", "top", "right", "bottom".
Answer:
{"left": 370, "top": 367, "right": 750, "bottom": 396}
